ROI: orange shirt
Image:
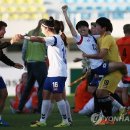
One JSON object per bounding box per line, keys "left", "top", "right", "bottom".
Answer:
{"left": 73, "top": 79, "right": 92, "bottom": 112}
{"left": 116, "top": 36, "right": 130, "bottom": 64}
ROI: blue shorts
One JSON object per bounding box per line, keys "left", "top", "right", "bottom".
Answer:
{"left": 89, "top": 75, "right": 103, "bottom": 87}
{"left": 43, "top": 77, "right": 67, "bottom": 93}
{"left": 91, "top": 61, "right": 109, "bottom": 75}
{"left": 0, "top": 77, "right": 6, "bottom": 89}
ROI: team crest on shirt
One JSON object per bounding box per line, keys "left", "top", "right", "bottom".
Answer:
{"left": 87, "top": 39, "right": 90, "bottom": 42}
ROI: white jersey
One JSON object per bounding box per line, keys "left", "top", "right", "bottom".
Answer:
{"left": 73, "top": 34, "right": 103, "bottom": 69}
{"left": 44, "top": 35, "right": 67, "bottom": 77}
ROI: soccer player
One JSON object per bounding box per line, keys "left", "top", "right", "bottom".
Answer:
{"left": 83, "top": 17, "right": 123, "bottom": 125}
{"left": 18, "top": 19, "right": 48, "bottom": 113}
{"left": 14, "top": 17, "right": 70, "bottom": 127}
{"left": 90, "top": 22, "right": 99, "bottom": 35}
{"left": 0, "top": 21, "right": 23, "bottom": 126}
{"left": 116, "top": 24, "right": 130, "bottom": 107}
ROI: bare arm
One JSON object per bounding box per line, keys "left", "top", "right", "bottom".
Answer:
{"left": 12, "top": 34, "right": 45, "bottom": 43}
{"left": 24, "top": 35, "right": 45, "bottom": 43}
{"left": 83, "top": 48, "right": 108, "bottom": 59}
{"left": 62, "top": 5, "right": 77, "bottom": 37}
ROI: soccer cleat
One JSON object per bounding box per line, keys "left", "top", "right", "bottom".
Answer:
{"left": 10, "top": 105, "right": 16, "bottom": 114}
{"left": 94, "top": 118, "right": 115, "bottom": 125}
{"left": 54, "top": 121, "right": 70, "bottom": 127}
{"left": 0, "top": 119, "right": 9, "bottom": 127}
{"left": 68, "top": 121, "right": 73, "bottom": 126}
{"left": 122, "top": 76, "right": 130, "bottom": 84}
{"left": 30, "top": 120, "right": 39, "bottom": 125}
{"left": 68, "top": 118, "right": 73, "bottom": 126}
{"left": 119, "top": 107, "right": 127, "bottom": 119}
{"left": 93, "top": 114, "right": 115, "bottom": 126}
{"left": 15, "top": 109, "right": 22, "bottom": 114}
{"left": 30, "top": 121, "right": 46, "bottom": 127}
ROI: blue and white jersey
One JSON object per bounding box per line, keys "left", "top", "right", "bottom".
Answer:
{"left": 44, "top": 35, "right": 67, "bottom": 77}
{"left": 73, "top": 34, "right": 103, "bottom": 69}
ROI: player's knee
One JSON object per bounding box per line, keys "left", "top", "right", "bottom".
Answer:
{"left": 96, "top": 89, "right": 109, "bottom": 97}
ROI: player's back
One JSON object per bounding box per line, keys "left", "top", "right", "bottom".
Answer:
{"left": 117, "top": 36, "right": 130, "bottom": 64}
{"left": 98, "top": 34, "right": 121, "bottom": 62}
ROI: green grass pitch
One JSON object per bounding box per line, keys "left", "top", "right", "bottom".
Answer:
{"left": 1, "top": 95, "right": 130, "bottom": 130}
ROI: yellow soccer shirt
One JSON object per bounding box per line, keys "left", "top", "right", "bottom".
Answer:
{"left": 98, "top": 34, "right": 121, "bottom": 62}
{"left": 97, "top": 33, "right": 122, "bottom": 93}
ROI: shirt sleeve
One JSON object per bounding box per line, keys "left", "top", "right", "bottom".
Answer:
{"left": 100, "top": 35, "right": 113, "bottom": 50}
{"left": 0, "top": 41, "right": 11, "bottom": 49}
{"left": 73, "top": 33, "right": 82, "bottom": 43}
{"left": 44, "top": 36, "right": 56, "bottom": 46}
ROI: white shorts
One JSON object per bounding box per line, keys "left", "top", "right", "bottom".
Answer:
{"left": 118, "top": 64, "right": 130, "bottom": 88}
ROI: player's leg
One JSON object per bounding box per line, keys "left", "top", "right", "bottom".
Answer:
{"left": 0, "top": 77, "right": 9, "bottom": 126}
{"left": 62, "top": 90, "right": 72, "bottom": 125}
{"left": 30, "top": 78, "right": 51, "bottom": 127}
{"left": 78, "top": 97, "right": 94, "bottom": 115}
{"left": 122, "top": 64, "right": 130, "bottom": 106}
{"left": 122, "top": 87, "right": 129, "bottom": 106}
{"left": 53, "top": 77, "right": 70, "bottom": 127}
{"left": 87, "top": 74, "right": 100, "bottom": 113}
{"left": 45, "top": 94, "right": 54, "bottom": 119}
{"left": 94, "top": 72, "right": 122, "bottom": 125}
{"left": 108, "top": 62, "right": 127, "bottom": 75}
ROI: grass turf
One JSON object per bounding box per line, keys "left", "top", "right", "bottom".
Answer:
{"left": 1, "top": 95, "right": 130, "bottom": 130}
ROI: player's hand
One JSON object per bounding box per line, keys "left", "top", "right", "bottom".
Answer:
{"left": 14, "top": 63, "right": 23, "bottom": 69}
{"left": 73, "top": 58, "right": 82, "bottom": 62}
{"left": 62, "top": 5, "right": 68, "bottom": 12}
{"left": 82, "top": 53, "right": 88, "bottom": 58}
{"left": 10, "top": 34, "right": 24, "bottom": 44}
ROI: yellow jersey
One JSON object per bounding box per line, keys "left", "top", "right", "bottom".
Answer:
{"left": 98, "top": 34, "right": 121, "bottom": 62}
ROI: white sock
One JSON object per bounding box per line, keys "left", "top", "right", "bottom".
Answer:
{"left": 112, "top": 106, "right": 119, "bottom": 115}
{"left": 25, "top": 98, "right": 32, "bottom": 109}
{"left": 112, "top": 99, "right": 123, "bottom": 109}
{"left": 40, "top": 100, "right": 51, "bottom": 123}
{"left": 57, "top": 100, "right": 68, "bottom": 123}
{"left": 46, "top": 102, "right": 54, "bottom": 119}
{"left": 65, "top": 100, "right": 72, "bottom": 122}
{"left": 78, "top": 98, "right": 94, "bottom": 116}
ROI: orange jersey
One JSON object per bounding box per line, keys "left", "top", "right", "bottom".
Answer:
{"left": 73, "top": 79, "right": 92, "bottom": 112}
{"left": 116, "top": 36, "right": 130, "bottom": 64}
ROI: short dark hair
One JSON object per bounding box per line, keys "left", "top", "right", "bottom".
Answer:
{"left": 76, "top": 20, "right": 89, "bottom": 30}
{"left": 96, "top": 17, "right": 113, "bottom": 32}
{"left": 0, "top": 21, "right": 7, "bottom": 29}
{"left": 123, "top": 24, "right": 130, "bottom": 34}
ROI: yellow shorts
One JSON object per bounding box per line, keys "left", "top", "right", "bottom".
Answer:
{"left": 98, "top": 71, "right": 122, "bottom": 93}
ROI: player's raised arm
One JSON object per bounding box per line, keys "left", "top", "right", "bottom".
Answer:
{"left": 62, "top": 5, "right": 77, "bottom": 37}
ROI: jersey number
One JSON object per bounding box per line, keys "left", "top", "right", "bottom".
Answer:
{"left": 62, "top": 48, "right": 67, "bottom": 64}
{"left": 52, "top": 82, "right": 58, "bottom": 90}
{"left": 103, "top": 80, "right": 109, "bottom": 88}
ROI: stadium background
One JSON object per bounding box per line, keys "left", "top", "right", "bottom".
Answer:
{"left": 0, "top": 0, "right": 130, "bottom": 95}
